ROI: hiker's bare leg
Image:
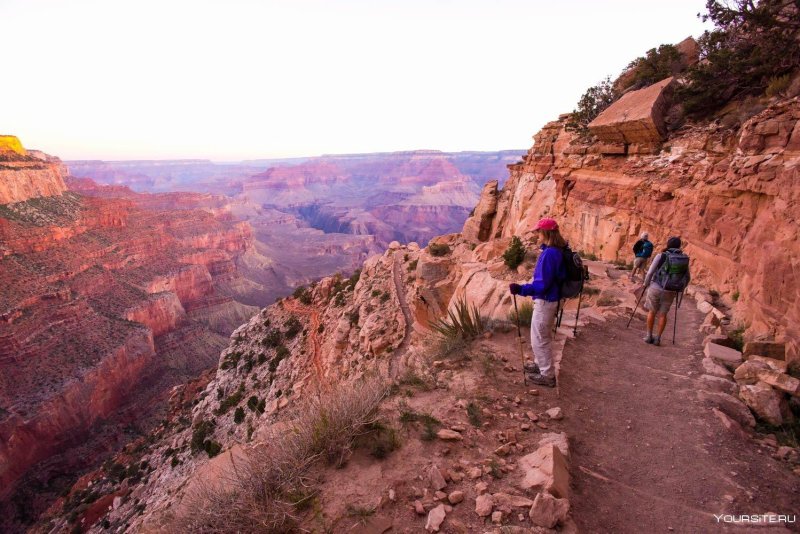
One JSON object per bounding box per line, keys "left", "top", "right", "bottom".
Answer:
{"left": 646, "top": 310, "right": 656, "bottom": 333}
{"left": 656, "top": 314, "right": 668, "bottom": 337}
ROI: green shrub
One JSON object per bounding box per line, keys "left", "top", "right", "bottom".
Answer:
{"left": 348, "top": 311, "right": 360, "bottom": 326}
{"left": 728, "top": 324, "right": 746, "bottom": 351}
{"left": 371, "top": 289, "right": 381, "bottom": 298}
{"left": 292, "top": 285, "right": 312, "bottom": 305}
{"left": 568, "top": 76, "right": 619, "bottom": 131}
{"left": 204, "top": 440, "right": 222, "bottom": 458}
{"left": 766, "top": 74, "right": 791, "bottom": 97}
{"left": 284, "top": 317, "right": 303, "bottom": 339}
{"left": 503, "top": 236, "right": 526, "bottom": 270}
{"left": 467, "top": 402, "right": 482, "bottom": 427}
{"left": 623, "top": 44, "right": 682, "bottom": 90}
{"left": 732, "top": 290, "right": 740, "bottom": 302}
{"left": 191, "top": 420, "right": 216, "bottom": 453}
{"left": 234, "top": 407, "right": 245, "bottom": 424}
{"left": 430, "top": 298, "right": 485, "bottom": 340}
{"left": 508, "top": 301, "right": 533, "bottom": 327}
{"left": 262, "top": 329, "right": 283, "bottom": 348}
{"left": 220, "top": 351, "right": 242, "bottom": 370}
{"left": 677, "top": 0, "right": 800, "bottom": 116}
{"left": 428, "top": 243, "right": 451, "bottom": 257}
{"left": 408, "top": 259, "right": 418, "bottom": 272}
{"left": 270, "top": 346, "right": 290, "bottom": 373}
{"left": 216, "top": 385, "right": 245, "bottom": 416}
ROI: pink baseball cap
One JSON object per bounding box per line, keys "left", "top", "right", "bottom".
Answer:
{"left": 534, "top": 217, "right": 559, "bottom": 231}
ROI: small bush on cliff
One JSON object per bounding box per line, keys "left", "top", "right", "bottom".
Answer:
{"left": 622, "top": 44, "right": 683, "bottom": 90}
{"left": 191, "top": 420, "right": 216, "bottom": 453}
{"left": 292, "top": 285, "right": 312, "bottom": 305}
{"left": 677, "top": 0, "right": 800, "bottom": 116}
{"left": 284, "top": 317, "right": 303, "bottom": 339}
{"left": 216, "top": 384, "right": 245, "bottom": 416}
{"left": 270, "top": 346, "right": 290, "bottom": 373}
{"left": 262, "top": 329, "right": 283, "bottom": 348}
{"left": 428, "top": 243, "right": 451, "bottom": 257}
{"left": 568, "top": 76, "right": 619, "bottom": 131}
{"left": 503, "top": 236, "right": 526, "bottom": 270}
{"left": 234, "top": 407, "right": 246, "bottom": 424}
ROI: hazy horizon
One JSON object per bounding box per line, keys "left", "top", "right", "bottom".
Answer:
{"left": 3, "top": 0, "right": 710, "bottom": 160}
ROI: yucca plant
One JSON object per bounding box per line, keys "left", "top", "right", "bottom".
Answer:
{"left": 508, "top": 301, "right": 533, "bottom": 327}
{"left": 430, "top": 297, "right": 485, "bottom": 339}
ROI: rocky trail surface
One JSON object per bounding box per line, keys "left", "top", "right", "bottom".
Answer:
{"left": 559, "top": 273, "right": 799, "bottom": 533}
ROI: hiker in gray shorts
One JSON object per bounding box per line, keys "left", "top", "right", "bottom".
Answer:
{"left": 639, "top": 236, "right": 690, "bottom": 346}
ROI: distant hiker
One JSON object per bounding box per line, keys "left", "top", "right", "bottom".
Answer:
{"left": 639, "top": 236, "right": 691, "bottom": 346}
{"left": 630, "top": 232, "right": 653, "bottom": 282}
{"left": 509, "top": 218, "right": 567, "bottom": 387}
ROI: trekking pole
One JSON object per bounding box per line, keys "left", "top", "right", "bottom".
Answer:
{"left": 627, "top": 284, "right": 647, "bottom": 328}
{"left": 513, "top": 295, "right": 527, "bottom": 385}
{"left": 672, "top": 290, "right": 682, "bottom": 345}
{"left": 574, "top": 287, "right": 584, "bottom": 336}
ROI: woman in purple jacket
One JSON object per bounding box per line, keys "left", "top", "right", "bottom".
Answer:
{"left": 509, "top": 218, "right": 567, "bottom": 387}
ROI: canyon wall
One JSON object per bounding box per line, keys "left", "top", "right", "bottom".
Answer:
{"left": 462, "top": 96, "right": 800, "bottom": 363}
{"left": 0, "top": 143, "right": 263, "bottom": 520}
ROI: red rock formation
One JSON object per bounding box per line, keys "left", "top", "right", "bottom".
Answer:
{"left": 0, "top": 158, "right": 261, "bottom": 514}
{"left": 463, "top": 97, "right": 800, "bottom": 363}
{"left": 0, "top": 137, "right": 67, "bottom": 204}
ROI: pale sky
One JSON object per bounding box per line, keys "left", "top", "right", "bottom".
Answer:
{"left": 1, "top": 0, "right": 710, "bottom": 160}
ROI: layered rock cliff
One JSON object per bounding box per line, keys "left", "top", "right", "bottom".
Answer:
{"left": 0, "top": 136, "right": 67, "bottom": 204}
{"left": 0, "top": 143, "right": 264, "bottom": 526}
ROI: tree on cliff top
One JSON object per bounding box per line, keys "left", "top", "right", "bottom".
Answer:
{"left": 567, "top": 77, "right": 619, "bottom": 132}
{"left": 622, "top": 44, "right": 683, "bottom": 91}
{"left": 678, "top": 0, "right": 800, "bottom": 116}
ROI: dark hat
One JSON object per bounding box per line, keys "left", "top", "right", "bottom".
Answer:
{"left": 667, "top": 236, "right": 682, "bottom": 249}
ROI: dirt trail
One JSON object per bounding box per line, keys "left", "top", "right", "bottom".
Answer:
{"left": 558, "top": 281, "right": 799, "bottom": 532}
{"left": 283, "top": 299, "right": 325, "bottom": 385}
{"left": 389, "top": 253, "right": 414, "bottom": 380}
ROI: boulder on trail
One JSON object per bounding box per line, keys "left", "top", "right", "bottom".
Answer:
{"left": 529, "top": 492, "right": 570, "bottom": 528}
{"left": 739, "top": 382, "right": 785, "bottom": 426}
{"left": 702, "top": 358, "right": 733, "bottom": 380}
{"left": 747, "top": 355, "right": 789, "bottom": 373}
{"left": 700, "top": 374, "right": 738, "bottom": 395}
{"left": 734, "top": 360, "right": 770, "bottom": 385}
{"left": 757, "top": 369, "right": 800, "bottom": 396}
{"left": 491, "top": 492, "right": 534, "bottom": 508}
{"left": 516, "top": 443, "right": 570, "bottom": 498}
{"left": 704, "top": 343, "right": 743, "bottom": 370}
{"left": 436, "top": 429, "right": 463, "bottom": 441}
{"left": 475, "top": 494, "right": 494, "bottom": 517}
{"left": 697, "top": 390, "right": 757, "bottom": 428}
{"left": 429, "top": 465, "right": 447, "bottom": 491}
{"left": 538, "top": 432, "right": 570, "bottom": 458}
{"left": 425, "top": 504, "right": 446, "bottom": 532}
{"left": 545, "top": 407, "right": 563, "bottom": 420}
{"left": 743, "top": 341, "right": 786, "bottom": 361}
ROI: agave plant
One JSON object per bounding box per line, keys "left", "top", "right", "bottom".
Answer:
{"left": 430, "top": 297, "right": 485, "bottom": 339}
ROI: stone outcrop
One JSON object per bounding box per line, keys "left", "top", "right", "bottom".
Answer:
{"left": 0, "top": 137, "right": 67, "bottom": 204}
{"left": 589, "top": 77, "right": 676, "bottom": 147}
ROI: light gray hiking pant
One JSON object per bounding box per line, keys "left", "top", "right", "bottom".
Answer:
{"left": 531, "top": 299, "right": 559, "bottom": 378}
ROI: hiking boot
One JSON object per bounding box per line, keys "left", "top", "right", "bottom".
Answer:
{"left": 644, "top": 334, "right": 654, "bottom": 344}
{"left": 526, "top": 372, "right": 556, "bottom": 388}
{"left": 652, "top": 336, "right": 661, "bottom": 346}
{"left": 524, "top": 361, "right": 540, "bottom": 374}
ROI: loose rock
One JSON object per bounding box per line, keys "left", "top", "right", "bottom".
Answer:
{"left": 475, "top": 494, "right": 494, "bottom": 517}
{"left": 425, "top": 504, "right": 446, "bottom": 532}
{"left": 529, "top": 492, "right": 570, "bottom": 528}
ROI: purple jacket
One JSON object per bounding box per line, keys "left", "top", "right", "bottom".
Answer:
{"left": 519, "top": 245, "right": 565, "bottom": 302}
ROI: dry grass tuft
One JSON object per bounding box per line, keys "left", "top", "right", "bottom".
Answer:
{"left": 177, "top": 376, "right": 388, "bottom": 533}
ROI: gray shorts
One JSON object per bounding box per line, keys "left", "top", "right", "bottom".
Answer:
{"left": 633, "top": 257, "right": 647, "bottom": 269}
{"left": 646, "top": 285, "right": 676, "bottom": 315}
